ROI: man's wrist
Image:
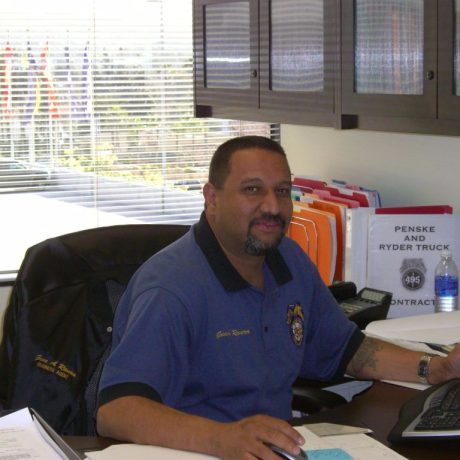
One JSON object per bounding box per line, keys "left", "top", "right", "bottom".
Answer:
{"left": 417, "top": 354, "right": 435, "bottom": 384}
{"left": 421, "top": 355, "right": 452, "bottom": 385}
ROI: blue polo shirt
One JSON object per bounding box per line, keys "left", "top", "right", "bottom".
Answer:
{"left": 98, "top": 213, "right": 363, "bottom": 421}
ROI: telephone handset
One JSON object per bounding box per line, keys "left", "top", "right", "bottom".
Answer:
{"left": 328, "top": 281, "right": 392, "bottom": 329}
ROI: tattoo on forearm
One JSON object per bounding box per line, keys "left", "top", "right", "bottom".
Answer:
{"left": 348, "top": 338, "right": 382, "bottom": 377}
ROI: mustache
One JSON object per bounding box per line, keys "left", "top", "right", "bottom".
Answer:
{"left": 249, "top": 213, "right": 286, "bottom": 228}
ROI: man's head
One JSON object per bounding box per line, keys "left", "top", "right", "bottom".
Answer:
{"left": 204, "top": 136, "right": 293, "bottom": 258}
{"left": 208, "top": 136, "right": 287, "bottom": 188}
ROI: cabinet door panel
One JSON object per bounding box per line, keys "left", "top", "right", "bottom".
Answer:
{"left": 438, "top": 0, "right": 460, "bottom": 120}
{"left": 270, "top": 0, "right": 324, "bottom": 92}
{"left": 259, "top": 0, "right": 335, "bottom": 124}
{"left": 194, "top": 0, "right": 259, "bottom": 112}
{"left": 355, "top": 0, "right": 423, "bottom": 95}
{"left": 342, "top": 0, "right": 437, "bottom": 118}
{"left": 205, "top": 2, "right": 251, "bottom": 89}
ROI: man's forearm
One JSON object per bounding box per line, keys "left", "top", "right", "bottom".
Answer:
{"left": 96, "top": 395, "right": 306, "bottom": 460}
{"left": 97, "top": 396, "right": 224, "bottom": 454}
{"left": 346, "top": 336, "right": 452, "bottom": 384}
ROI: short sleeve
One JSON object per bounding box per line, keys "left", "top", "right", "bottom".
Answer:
{"left": 98, "top": 287, "right": 194, "bottom": 406}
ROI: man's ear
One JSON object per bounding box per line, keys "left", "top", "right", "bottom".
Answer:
{"left": 203, "top": 182, "right": 217, "bottom": 212}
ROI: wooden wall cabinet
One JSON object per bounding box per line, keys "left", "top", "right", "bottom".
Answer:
{"left": 341, "top": 0, "right": 460, "bottom": 134}
{"left": 194, "top": 0, "right": 460, "bottom": 136}
{"left": 193, "top": 0, "right": 341, "bottom": 126}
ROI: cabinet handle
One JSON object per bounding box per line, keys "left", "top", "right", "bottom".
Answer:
{"left": 425, "top": 70, "right": 435, "bottom": 80}
{"left": 250, "top": 69, "right": 258, "bottom": 78}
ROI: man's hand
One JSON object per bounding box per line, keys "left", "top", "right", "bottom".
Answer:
{"left": 441, "top": 343, "right": 460, "bottom": 380}
{"left": 212, "top": 414, "right": 305, "bottom": 460}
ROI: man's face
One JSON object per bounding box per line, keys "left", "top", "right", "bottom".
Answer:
{"left": 204, "top": 147, "right": 293, "bottom": 258}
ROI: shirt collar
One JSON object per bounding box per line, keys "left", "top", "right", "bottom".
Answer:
{"left": 193, "top": 212, "right": 293, "bottom": 292}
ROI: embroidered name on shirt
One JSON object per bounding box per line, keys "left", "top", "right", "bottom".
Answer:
{"left": 216, "top": 329, "right": 251, "bottom": 339}
{"left": 34, "top": 354, "right": 77, "bottom": 381}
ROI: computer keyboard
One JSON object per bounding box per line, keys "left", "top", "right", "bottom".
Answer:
{"left": 388, "top": 378, "right": 460, "bottom": 443}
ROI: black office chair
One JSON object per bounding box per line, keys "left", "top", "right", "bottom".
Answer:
{"left": 0, "top": 223, "right": 189, "bottom": 435}
{"left": 291, "top": 378, "right": 347, "bottom": 416}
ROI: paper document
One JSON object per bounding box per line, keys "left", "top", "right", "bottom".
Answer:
{"left": 298, "top": 426, "right": 407, "bottom": 460}
{"left": 365, "top": 310, "right": 460, "bottom": 345}
{"left": 303, "top": 432, "right": 408, "bottom": 460}
{"left": 85, "top": 443, "right": 215, "bottom": 459}
{"left": 306, "top": 423, "right": 372, "bottom": 437}
{"left": 85, "top": 425, "right": 407, "bottom": 460}
{"left": 325, "top": 379, "right": 374, "bottom": 402}
{"left": 0, "top": 408, "right": 66, "bottom": 460}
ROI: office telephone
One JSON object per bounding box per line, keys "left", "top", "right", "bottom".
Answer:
{"left": 329, "top": 282, "right": 392, "bottom": 329}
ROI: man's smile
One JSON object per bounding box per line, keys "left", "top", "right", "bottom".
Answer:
{"left": 250, "top": 214, "right": 286, "bottom": 234}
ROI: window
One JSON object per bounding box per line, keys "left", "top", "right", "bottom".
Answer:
{"left": 0, "top": 0, "right": 277, "bottom": 274}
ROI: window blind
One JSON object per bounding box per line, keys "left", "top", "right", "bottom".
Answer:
{"left": 0, "top": 0, "right": 278, "bottom": 274}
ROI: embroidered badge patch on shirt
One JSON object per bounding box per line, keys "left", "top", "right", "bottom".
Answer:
{"left": 286, "top": 303, "right": 305, "bottom": 346}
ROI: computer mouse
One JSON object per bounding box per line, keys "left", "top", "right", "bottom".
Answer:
{"left": 266, "top": 443, "right": 308, "bottom": 460}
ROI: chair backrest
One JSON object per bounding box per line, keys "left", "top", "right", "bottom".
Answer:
{"left": 0, "top": 223, "right": 189, "bottom": 435}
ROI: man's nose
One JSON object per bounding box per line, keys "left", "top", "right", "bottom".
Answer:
{"left": 260, "top": 190, "right": 281, "bottom": 214}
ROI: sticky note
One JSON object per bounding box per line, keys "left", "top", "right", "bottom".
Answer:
{"left": 305, "top": 448, "right": 353, "bottom": 460}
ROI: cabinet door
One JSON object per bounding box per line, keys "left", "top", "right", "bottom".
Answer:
{"left": 258, "top": 0, "right": 336, "bottom": 125}
{"left": 194, "top": 0, "right": 259, "bottom": 116}
{"left": 438, "top": 0, "right": 460, "bottom": 120}
{"left": 342, "top": 0, "right": 437, "bottom": 119}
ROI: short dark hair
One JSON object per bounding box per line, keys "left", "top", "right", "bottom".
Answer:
{"left": 208, "top": 136, "right": 286, "bottom": 189}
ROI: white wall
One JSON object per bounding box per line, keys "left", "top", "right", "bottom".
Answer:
{"left": 282, "top": 125, "right": 460, "bottom": 211}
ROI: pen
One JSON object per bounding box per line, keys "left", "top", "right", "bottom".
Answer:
{"left": 425, "top": 343, "right": 456, "bottom": 354}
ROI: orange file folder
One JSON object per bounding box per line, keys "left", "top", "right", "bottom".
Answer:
{"left": 289, "top": 205, "right": 336, "bottom": 285}
{"left": 309, "top": 199, "right": 346, "bottom": 282}
{"left": 295, "top": 196, "right": 345, "bottom": 280}
{"left": 288, "top": 215, "right": 318, "bottom": 267}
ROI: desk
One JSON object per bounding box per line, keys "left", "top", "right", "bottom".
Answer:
{"left": 65, "top": 382, "right": 459, "bottom": 460}
{"left": 302, "top": 381, "right": 459, "bottom": 460}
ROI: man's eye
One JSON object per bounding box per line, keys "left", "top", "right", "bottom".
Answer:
{"left": 244, "top": 186, "right": 259, "bottom": 193}
{"left": 277, "top": 188, "right": 291, "bottom": 196}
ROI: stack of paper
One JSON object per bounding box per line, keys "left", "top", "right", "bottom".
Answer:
{"left": 84, "top": 425, "right": 408, "bottom": 460}
{"left": 0, "top": 407, "right": 80, "bottom": 460}
{"left": 289, "top": 175, "right": 382, "bottom": 287}
{"left": 365, "top": 310, "right": 460, "bottom": 346}
{"left": 293, "top": 176, "right": 379, "bottom": 209}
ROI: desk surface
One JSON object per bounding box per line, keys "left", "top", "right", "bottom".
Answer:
{"left": 303, "top": 381, "right": 459, "bottom": 460}
{"left": 65, "top": 381, "right": 459, "bottom": 460}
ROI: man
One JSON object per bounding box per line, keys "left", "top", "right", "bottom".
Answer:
{"left": 97, "top": 136, "right": 460, "bottom": 459}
